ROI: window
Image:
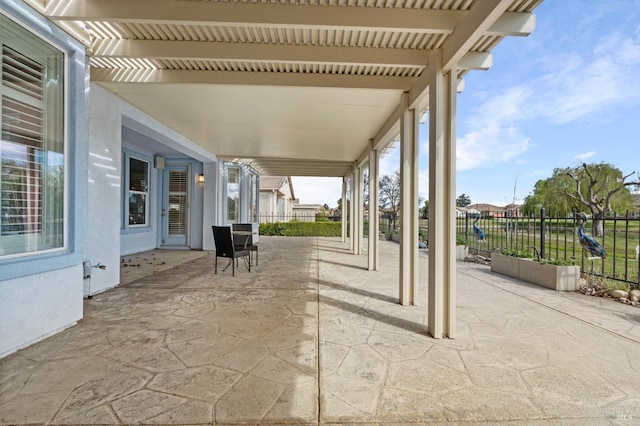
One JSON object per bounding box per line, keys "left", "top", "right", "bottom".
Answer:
{"left": 278, "top": 198, "right": 285, "bottom": 221}
{"left": 127, "top": 156, "right": 149, "bottom": 227}
{"left": 226, "top": 164, "right": 240, "bottom": 224}
{"left": 1, "top": 13, "right": 65, "bottom": 257}
{"left": 249, "top": 173, "right": 258, "bottom": 223}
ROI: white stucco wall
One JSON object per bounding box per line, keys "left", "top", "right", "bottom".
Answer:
{"left": 86, "top": 85, "right": 123, "bottom": 295}
{"left": 0, "top": 1, "right": 87, "bottom": 359}
{"left": 0, "top": 265, "right": 83, "bottom": 358}
{"left": 259, "top": 192, "right": 275, "bottom": 221}
{"left": 120, "top": 136, "right": 160, "bottom": 256}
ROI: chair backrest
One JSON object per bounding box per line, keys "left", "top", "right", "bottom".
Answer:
{"left": 232, "top": 223, "right": 253, "bottom": 245}
{"left": 212, "top": 226, "right": 234, "bottom": 258}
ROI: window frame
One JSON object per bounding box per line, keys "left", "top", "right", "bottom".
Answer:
{"left": 249, "top": 172, "right": 259, "bottom": 224}
{"left": 0, "top": 11, "right": 68, "bottom": 260}
{"left": 121, "top": 150, "right": 152, "bottom": 232}
{"left": 224, "top": 162, "right": 242, "bottom": 225}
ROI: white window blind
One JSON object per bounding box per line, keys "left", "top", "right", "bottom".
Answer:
{"left": 168, "top": 170, "right": 187, "bottom": 235}
{"left": 1, "top": 45, "right": 44, "bottom": 237}
{"left": 1, "top": 12, "right": 65, "bottom": 258}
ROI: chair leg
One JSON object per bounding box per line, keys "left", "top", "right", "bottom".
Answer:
{"left": 215, "top": 256, "right": 218, "bottom": 274}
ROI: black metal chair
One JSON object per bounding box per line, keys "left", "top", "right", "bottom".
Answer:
{"left": 232, "top": 223, "right": 258, "bottom": 266}
{"left": 212, "top": 226, "right": 250, "bottom": 276}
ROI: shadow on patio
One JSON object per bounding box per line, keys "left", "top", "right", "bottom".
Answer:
{"left": 1, "top": 236, "right": 640, "bottom": 424}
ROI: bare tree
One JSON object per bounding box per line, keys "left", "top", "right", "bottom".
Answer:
{"left": 379, "top": 171, "right": 400, "bottom": 213}
{"left": 566, "top": 163, "right": 639, "bottom": 236}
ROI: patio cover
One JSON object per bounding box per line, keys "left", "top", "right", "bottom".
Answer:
{"left": 22, "top": 0, "right": 540, "bottom": 177}
{"left": 20, "top": 0, "right": 542, "bottom": 337}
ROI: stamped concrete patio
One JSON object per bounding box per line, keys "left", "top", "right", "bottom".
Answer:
{"left": 2, "top": 236, "right": 640, "bottom": 424}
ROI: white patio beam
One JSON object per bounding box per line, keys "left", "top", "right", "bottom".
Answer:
{"left": 90, "top": 68, "right": 414, "bottom": 90}
{"left": 91, "top": 40, "right": 429, "bottom": 69}
{"left": 441, "top": 0, "right": 511, "bottom": 72}
{"left": 47, "top": 1, "right": 533, "bottom": 37}
{"left": 488, "top": 12, "right": 536, "bottom": 37}
{"left": 458, "top": 52, "right": 493, "bottom": 71}
{"left": 46, "top": 0, "right": 463, "bottom": 33}
{"left": 407, "top": 0, "right": 510, "bottom": 109}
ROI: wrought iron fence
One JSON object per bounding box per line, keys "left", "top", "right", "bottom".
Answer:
{"left": 260, "top": 210, "right": 640, "bottom": 288}
{"left": 456, "top": 210, "right": 640, "bottom": 289}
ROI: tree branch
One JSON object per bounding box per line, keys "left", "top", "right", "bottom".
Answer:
{"left": 566, "top": 168, "right": 589, "bottom": 208}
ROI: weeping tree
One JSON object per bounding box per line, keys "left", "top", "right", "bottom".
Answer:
{"left": 523, "top": 162, "right": 638, "bottom": 236}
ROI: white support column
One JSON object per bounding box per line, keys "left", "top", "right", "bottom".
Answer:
{"left": 356, "top": 165, "right": 364, "bottom": 255}
{"left": 341, "top": 177, "right": 347, "bottom": 243}
{"left": 368, "top": 148, "right": 379, "bottom": 271}
{"left": 399, "top": 94, "right": 419, "bottom": 306}
{"left": 202, "top": 161, "right": 217, "bottom": 250}
{"left": 356, "top": 168, "right": 362, "bottom": 255}
{"left": 428, "top": 50, "right": 457, "bottom": 338}
{"left": 349, "top": 172, "right": 356, "bottom": 253}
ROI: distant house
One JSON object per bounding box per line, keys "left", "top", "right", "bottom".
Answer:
{"left": 456, "top": 206, "right": 480, "bottom": 218}
{"left": 292, "top": 203, "right": 323, "bottom": 222}
{"left": 467, "top": 203, "right": 503, "bottom": 218}
{"left": 504, "top": 203, "right": 523, "bottom": 217}
{"left": 259, "top": 176, "right": 296, "bottom": 223}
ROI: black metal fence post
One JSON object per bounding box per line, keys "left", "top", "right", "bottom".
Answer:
{"left": 540, "top": 208, "right": 546, "bottom": 259}
{"left": 465, "top": 213, "right": 469, "bottom": 243}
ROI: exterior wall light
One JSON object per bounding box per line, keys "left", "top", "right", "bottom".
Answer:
{"left": 198, "top": 174, "right": 205, "bottom": 183}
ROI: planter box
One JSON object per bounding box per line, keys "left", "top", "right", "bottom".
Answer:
{"left": 490, "top": 253, "right": 580, "bottom": 291}
{"left": 456, "top": 245, "right": 468, "bottom": 260}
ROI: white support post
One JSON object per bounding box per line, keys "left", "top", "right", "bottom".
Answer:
{"left": 368, "top": 148, "right": 379, "bottom": 271}
{"left": 399, "top": 94, "right": 419, "bottom": 305}
{"left": 357, "top": 165, "right": 365, "bottom": 255}
{"left": 341, "top": 177, "right": 347, "bottom": 243}
{"left": 352, "top": 167, "right": 362, "bottom": 255}
{"left": 349, "top": 172, "right": 356, "bottom": 253}
{"left": 428, "top": 50, "right": 457, "bottom": 338}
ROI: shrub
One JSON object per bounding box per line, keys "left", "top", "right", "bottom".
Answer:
{"left": 500, "top": 247, "right": 534, "bottom": 258}
{"left": 259, "top": 221, "right": 341, "bottom": 237}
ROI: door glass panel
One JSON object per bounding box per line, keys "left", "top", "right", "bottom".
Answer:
{"left": 168, "top": 169, "right": 187, "bottom": 236}
{"left": 226, "top": 166, "right": 240, "bottom": 224}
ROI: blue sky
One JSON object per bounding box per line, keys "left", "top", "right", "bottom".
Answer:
{"left": 293, "top": 1, "right": 640, "bottom": 208}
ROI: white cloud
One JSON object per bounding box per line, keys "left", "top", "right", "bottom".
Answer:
{"left": 291, "top": 176, "right": 342, "bottom": 207}
{"left": 574, "top": 151, "right": 597, "bottom": 161}
{"left": 528, "top": 31, "right": 640, "bottom": 124}
{"left": 418, "top": 169, "right": 429, "bottom": 199}
{"left": 378, "top": 145, "right": 399, "bottom": 177}
{"left": 456, "top": 28, "right": 640, "bottom": 172}
{"left": 457, "top": 121, "right": 531, "bottom": 171}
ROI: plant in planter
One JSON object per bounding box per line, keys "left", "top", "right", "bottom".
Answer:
{"left": 456, "top": 235, "right": 468, "bottom": 260}
{"left": 491, "top": 248, "right": 580, "bottom": 291}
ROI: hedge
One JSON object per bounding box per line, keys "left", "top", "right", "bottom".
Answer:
{"left": 259, "top": 221, "right": 341, "bottom": 237}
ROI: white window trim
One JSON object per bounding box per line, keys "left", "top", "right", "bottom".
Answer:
{"left": 0, "top": 11, "right": 68, "bottom": 259}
